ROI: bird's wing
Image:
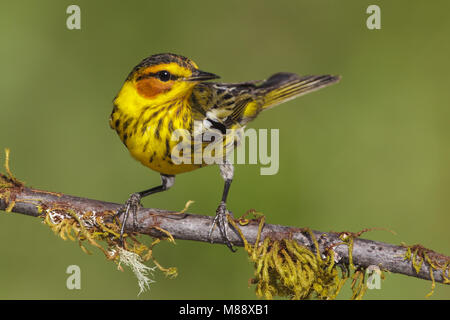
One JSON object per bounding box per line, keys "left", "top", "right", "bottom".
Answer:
{"left": 190, "top": 81, "right": 262, "bottom": 131}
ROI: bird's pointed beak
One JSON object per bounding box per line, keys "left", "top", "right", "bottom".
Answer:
{"left": 186, "top": 69, "right": 220, "bottom": 82}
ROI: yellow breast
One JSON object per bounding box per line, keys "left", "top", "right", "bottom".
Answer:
{"left": 110, "top": 81, "right": 206, "bottom": 175}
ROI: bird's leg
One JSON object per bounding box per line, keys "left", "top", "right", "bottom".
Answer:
{"left": 116, "top": 174, "right": 175, "bottom": 245}
{"left": 209, "top": 161, "right": 236, "bottom": 252}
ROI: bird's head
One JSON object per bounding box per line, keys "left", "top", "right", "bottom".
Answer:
{"left": 126, "top": 53, "right": 219, "bottom": 102}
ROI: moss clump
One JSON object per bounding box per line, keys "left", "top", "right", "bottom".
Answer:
{"left": 228, "top": 215, "right": 363, "bottom": 300}
{"left": 0, "top": 148, "right": 24, "bottom": 212}
{"left": 403, "top": 244, "right": 450, "bottom": 297}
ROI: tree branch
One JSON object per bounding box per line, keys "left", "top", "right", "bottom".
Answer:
{"left": 1, "top": 180, "right": 449, "bottom": 286}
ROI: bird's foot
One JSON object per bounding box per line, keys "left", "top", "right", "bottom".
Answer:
{"left": 208, "top": 201, "right": 236, "bottom": 252}
{"left": 115, "top": 192, "right": 142, "bottom": 245}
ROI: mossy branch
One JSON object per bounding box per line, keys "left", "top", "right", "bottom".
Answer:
{"left": 1, "top": 172, "right": 449, "bottom": 290}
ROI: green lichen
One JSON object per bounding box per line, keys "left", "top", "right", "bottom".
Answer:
{"left": 41, "top": 202, "right": 177, "bottom": 277}
{"left": 1, "top": 148, "right": 176, "bottom": 294}
{"left": 227, "top": 214, "right": 376, "bottom": 300}
{"left": 403, "top": 244, "right": 450, "bottom": 297}
{"left": 0, "top": 148, "right": 25, "bottom": 212}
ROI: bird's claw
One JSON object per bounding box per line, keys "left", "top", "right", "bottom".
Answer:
{"left": 208, "top": 201, "right": 236, "bottom": 252}
{"left": 115, "top": 192, "right": 142, "bottom": 245}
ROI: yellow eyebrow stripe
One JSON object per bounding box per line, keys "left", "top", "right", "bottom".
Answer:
{"left": 140, "top": 63, "right": 193, "bottom": 79}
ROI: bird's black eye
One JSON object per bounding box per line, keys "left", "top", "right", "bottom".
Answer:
{"left": 157, "top": 70, "right": 171, "bottom": 82}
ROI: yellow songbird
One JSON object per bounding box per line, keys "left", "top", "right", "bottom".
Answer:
{"left": 110, "top": 53, "right": 340, "bottom": 250}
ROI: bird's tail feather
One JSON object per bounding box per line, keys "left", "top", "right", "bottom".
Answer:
{"left": 259, "top": 73, "right": 341, "bottom": 110}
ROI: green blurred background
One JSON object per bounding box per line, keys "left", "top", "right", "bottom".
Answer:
{"left": 1, "top": 0, "right": 449, "bottom": 299}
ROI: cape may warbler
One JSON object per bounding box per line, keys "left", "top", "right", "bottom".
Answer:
{"left": 110, "top": 53, "right": 340, "bottom": 250}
